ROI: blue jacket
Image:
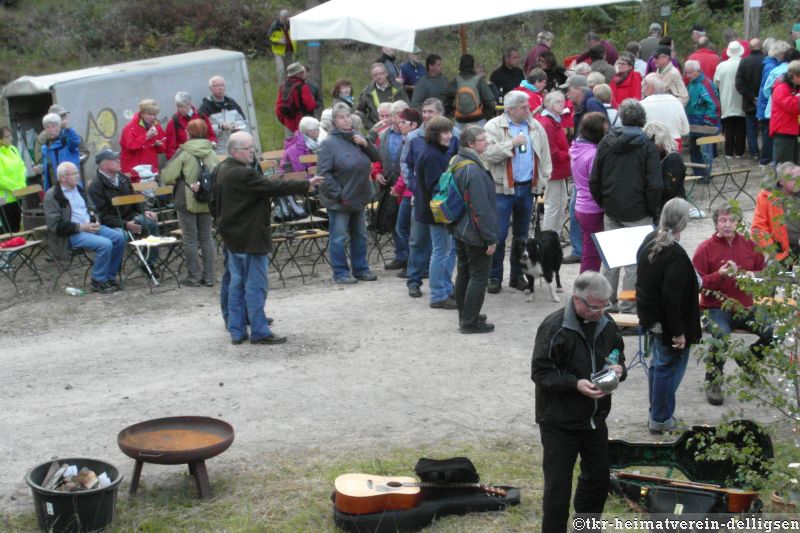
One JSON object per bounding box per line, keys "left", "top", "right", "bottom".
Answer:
{"left": 756, "top": 56, "right": 781, "bottom": 120}
{"left": 41, "top": 128, "right": 81, "bottom": 190}
{"left": 413, "top": 137, "right": 459, "bottom": 225}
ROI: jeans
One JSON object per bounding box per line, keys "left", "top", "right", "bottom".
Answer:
{"left": 69, "top": 226, "right": 126, "bottom": 282}
{"left": 568, "top": 188, "right": 582, "bottom": 257}
{"left": 226, "top": 251, "right": 272, "bottom": 341}
{"left": 393, "top": 196, "right": 411, "bottom": 263}
{"left": 328, "top": 209, "right": 370, "bottom": 280}
{"left": 177, "top": 210, "right": 214, "bottom": 282}
{"left": 490, "top": 186, "right": 534, "bottom": 282}
{"left": 429, "top": 224, "right": 455, "bottom": 303}
{"left": 455, "top": 239, "right": 491, "bottom": 328}
{"left": 745, "top": 112, "right": 759, "bottom": 158}
{"left": 759, "top": 119, "right": 773, "bottom": 165}
{"left": 575, "top": 210, "right": 604, "bottom": 273}
{"left": 647, "top": 333, "right": 690, "bottom": 424}
{"left": 406, "top": 207, "right": 431, "bottom": 288}
{"left": 688, "top": 127, "right": 719, "bottom": 178}
{"left": 705, "top": 307, "right": 773, "bottom": 381}
{"left": 600, "top": 215, "right": 652, "bottom": 313}
{"left": 540, "top": 422, "right": 609, "bottom": 533}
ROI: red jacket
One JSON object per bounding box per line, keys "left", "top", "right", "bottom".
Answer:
{"left": 514, "top": 84, "right": 543, "bottom": 112}
{"left": 686, "top": 48, "right": 721, "bottom": 83}
{"left": 768, "top": 79, "right": 800, "bottom": 137}
{"left": 275, "top": 76, "right": 317, "bottom": 132}
{"left": 164, "top": 107, "right": 217, "bottom": 159}
{"left": 119, "top": 112, "right": 166, "bottom": 183}
{"left": 692, "top": 232, "right": 765, "bottom": 309}
{"left": 752, "top": 188, "right": 790, "bottom": 261}
{"left": 536, "top": 112, "right": 570, "bottom": 180}
{"left": 611, "top": 71, "right": 642, "bottom": 104}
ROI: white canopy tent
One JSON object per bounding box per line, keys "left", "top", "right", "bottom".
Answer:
{"left": 291, "top": 0, "right": 640, "bottom": 52}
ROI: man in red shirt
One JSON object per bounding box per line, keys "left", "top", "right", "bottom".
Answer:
{"left": 686, "top": 36, "right": 721, "bottom": 82}
{"left": 691, "top": 203, "right": 773, "bottom": 405}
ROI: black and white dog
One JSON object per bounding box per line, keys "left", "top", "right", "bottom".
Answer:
{"left": 512, "top": 230, "right": 563, "bottom": 303}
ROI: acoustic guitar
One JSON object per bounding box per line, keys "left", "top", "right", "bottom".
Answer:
{"left": 334, "top": 473, "right": 507, "bottom": 515}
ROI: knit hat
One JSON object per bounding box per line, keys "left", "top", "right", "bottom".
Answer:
{"left": 726, "top": 41, "right": 744, "bottom": 59}
{"left": 286, "top": 62, "right": 305, "bottom": 77}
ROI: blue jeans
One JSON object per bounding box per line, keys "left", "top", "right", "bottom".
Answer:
{"left": 127, "top": 214, "right": 160, "bottom": 266}
{"left": 491, "top": 186, "right": 534, "bottom": 281}
{"left": 69, "top": 226, "right": 126, "bottom": 282}
{"left": 759, "top": 119, "right": 773, "bottom": 165}
{"left": 647, "top": 333, "right": 690, "bottom": 424}
{"left": 406, "top": 207, "right": 431, "bottom": 288}
{"left": 226, "top": 251, "right": 271, "bottom": 341}
{"left": 568, "top": 190, "right": 582, "bottom": 257}
{"left": 705, "top": 307, "right": 773, "bottom": 380}
{"left": 689, "top": 127, "right": 718, "bottom": 178}
{"left": 393, "top": 197, "right": 411, "bottom": 263}
{"left": 429, "top": 224, "right": 455, "bottom": 303}
{"left": 745, "top": 112, "right": 760, "bottom": 158}
{"left": 328, "top": 209, "right": 369, "bottom": 280}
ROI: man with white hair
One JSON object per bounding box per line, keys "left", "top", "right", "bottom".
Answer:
{"left": 641, "top": 74, "right": 690, "bottom": 151}
{"left": 37, "top": 111, "right": 81, "bottom": 191}
{"left": 483, "top": 90, "right": 552, "bottom": 293}
{"left": 685, "top": 59, "right": 721, "bottom": 181}
{"left": 212, "top": 131, "right": 323, "bottom": 345}
{"left": 199, "top": 76, "right": 249, "bottom": 154}
{"left": 269, "top": 8, "right": 294, "bottom": 83}
{"left": 43, "top": 161, "right": 126, "bottom": 294}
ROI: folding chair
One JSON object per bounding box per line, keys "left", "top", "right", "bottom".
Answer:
{"left": 262, "top": 149, "right": 284, "bottom": 163}
{"left": 153, "top": 184, "right": 179, "bottom": 231}
{"left": 111, "top": 194, "right": 182, "bottom": 291}
{"left": 0, "top": 198, "right": 47, "bottom": 293}
{"left": 692, "top": 134, "right": 755, "bottom": 211}
{"left": 10, "top": 184, "right": 47, "bottom": 236}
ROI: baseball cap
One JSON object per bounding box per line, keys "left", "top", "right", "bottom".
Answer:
{"left": 559, "top": 75, "right": 588, "bottom": 90}
{"left": 95, "top": 148, "right": 120, "bottom": 165}
{"left": 649, "top": 22, "right": 662, "bottom": 32}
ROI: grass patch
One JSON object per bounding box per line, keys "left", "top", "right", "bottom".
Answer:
{"left": 3, "top": 433, "right": 795, "bottom": 532}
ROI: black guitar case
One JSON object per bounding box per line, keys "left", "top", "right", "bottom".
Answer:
{"left": 332, "top": 486, "right": 520, "bottom": 532}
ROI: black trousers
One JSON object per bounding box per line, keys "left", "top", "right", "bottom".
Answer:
{"left": 721, "top": 116, "right": 746, "bottom": 157}
{"left": 773, "top": 133, "right": 799, "bottom": 165}
{"left": 0, "top": 201, "right": 22, "bottom": 233}
{"left": 540, "top": 422, "right": 609, "bottom": 533}
{"left": 454, "top": 239, "right": 491, "bottom": 328}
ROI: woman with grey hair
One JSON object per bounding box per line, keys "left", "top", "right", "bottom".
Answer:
{"left": 165, "top": 91, "right": 217, "bottom": 159}
{"left": 280, "top": 116, "right": 322, "bottom": 173}
{"left": 318, "top": 103, "right": 381, "bottom": 284}
{"left": 644, "top": 121, "right": 686, "bottom": 208}
{"left": 635, "top": 197, "right": 701, "bottom": 434}
{"left": 536, "top": 91, "right": 571, "bottom": 234}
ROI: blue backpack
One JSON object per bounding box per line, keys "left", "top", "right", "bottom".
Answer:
{"left": 429, "top": 158, "right": 475, "bottom": 224}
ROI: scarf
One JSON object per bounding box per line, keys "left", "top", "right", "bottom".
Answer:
{"left": 519, "top": 80, "right": 540, "bottom": 93}
{"left": 304, "top": 135, "right": 320, "bottom": 153}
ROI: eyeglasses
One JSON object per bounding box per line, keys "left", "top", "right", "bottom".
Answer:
{"left": 577, "top": 295, "right": 612, "bottom": 312}
{"left": 236, "top": 145, "right": 256, "bottom": 152}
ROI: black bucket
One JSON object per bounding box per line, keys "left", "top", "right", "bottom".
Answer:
{"left": 25, "top": 458, "right": 123, "bottom": 533}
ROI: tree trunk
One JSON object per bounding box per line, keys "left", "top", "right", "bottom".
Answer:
{"left": 304, "top": 0, "right": 321, "bottom": 89}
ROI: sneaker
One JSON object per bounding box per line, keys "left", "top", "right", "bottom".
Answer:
{"left": 430, "top": 296, "right": 458, "bottom": 309}
{"left": 201, "top": 278, "right": 215, "bottom": 287}
{"left": 354, "top": 271, "right": 378, "bottom": 281}
{"left": 183, "top": 278, "right": 202, "bottom": 287}
{"left": 509, "top": 278, "right": 526, "bottom": 291}
{"left": 250, "top": 334, "right": 287, "bottom": 345}
{"left": 487, "top": 279, "right": 501, "bottom": 294}
{"left": 460, "top": 322, "right": 495, "bottom": 334}
{"left": 384, "top": 259, "right": 407, "bottom": 270}
{"left": 408, "top": 285, "right": 422, "bottom": 298}
{"left": 396, "top": 268, "right": 408, "bottom": 278}
{"left": 231, "top": 335, "right": 249, "bottom": 345}
{"left": 90, "top": 279, "right": 114, "bottom": 294}
{"left": 705, "top": 382, "right": 724, "bottom": 405}
{"left": 562, "top": 254, "right": 581, "bottom": 265}
{"left": 106, "top": 279, "right": 122, "bottom": 290}
{"left": 334, "top": 276, "right": 358, "bottom": 284}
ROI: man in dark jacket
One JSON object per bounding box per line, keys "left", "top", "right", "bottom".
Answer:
{"left": 199, "top": 76, "right": 249, "bottom": 155}
{"left": 449, "top": 125, "right": 498, "bottom": 333}
{"left": 735, "top": 38, "right": 765, "bottom": 159}
{"left": 562, "top": 75, "right": 607, "bottom": 133}
{"left": 590, "top": 99, "right": 661, "bottom": 313}
{"left": 489, "top": 47, "right": 525, "bottom": 99}
{"left": 212, "top": 132, "right": 322, "bottom": 345}
{"left": 357, "top": 63, "right": 409, "bottom": 130}
{"left": 532, "top": 271, "right": 626, "bottom": 533}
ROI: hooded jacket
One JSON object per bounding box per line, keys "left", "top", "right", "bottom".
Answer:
{"left": 531, "top": 298, "right": 626, "bottom": 430}
{"left": 570, "top": 139, "right": 603, "bottom": 214}
{"left": 756, "top": 56, "right": 781, "bottom": 120}
{"left": 280, "top": 130, "right": 314, "bottom": 173}
{"left": 160, "top": 138, "right": 220, "bottom": 214}
{"left": 751, "top": 187, "right": 791, "bottom": 261}
{"left": 164, "top": 107, "right": 216, "bottom": 160}
{"left": 611, "top": 70, "right": 642, "bottom": 103}
{"left": 769, "top": 77, "right": 800, "bottom": 137}
{"left": 589, "top": 126, "right": 662, "bottom": 222}
{"left": 449, "top": 147, "right": 498, "bottom": 247}
{"left": 0, "top": 144, "right": 27, "bottom": 204}
{"left": 318, "top": 128, "right": 380, "bottom": 212}
{"left": 119, "top": 112, "right": 166, "bottom": 182}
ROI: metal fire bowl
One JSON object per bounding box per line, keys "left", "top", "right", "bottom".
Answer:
{"left": 117, "top": 416, "right": 234, "bottom": 465}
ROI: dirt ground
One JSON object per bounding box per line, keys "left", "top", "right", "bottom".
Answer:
{"left": 0, "top": 167, "right": 778, "bottom": 513}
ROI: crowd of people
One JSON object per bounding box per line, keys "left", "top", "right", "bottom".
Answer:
{"left": 3, "top": 13, "right": 800, "bottom": 533}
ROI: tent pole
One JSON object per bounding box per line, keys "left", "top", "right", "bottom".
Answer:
{"left": 459, "top": 24, "right": 468, "bottom": 54}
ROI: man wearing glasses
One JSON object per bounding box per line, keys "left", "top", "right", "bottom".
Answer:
{"left": 211, "top": 132, "right": 322, "bottom": 346}
{"left": 531, "top": 271, "right": 626, "bottom": 533}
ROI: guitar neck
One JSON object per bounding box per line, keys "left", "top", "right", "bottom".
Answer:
{"left": 404, "top": 482, "right": 507, "bottom": 497}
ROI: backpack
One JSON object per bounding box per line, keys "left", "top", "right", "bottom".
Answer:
{"left": 454, "top": 75, "right": 484, "bottom": 121}
{"left": 192, "top": 156, "right": 214, "bottom": 203}
{"left": 278, "top": 80, "right": 305, "bottom": 119}
{"left": 429, "top": 158, "right": 476, "bottom": 224}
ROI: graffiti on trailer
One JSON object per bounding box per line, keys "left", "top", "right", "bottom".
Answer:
{"left": 85, "top": 107, "right": 118, "bottom": 156}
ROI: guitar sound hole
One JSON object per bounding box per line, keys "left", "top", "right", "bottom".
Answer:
{"left": 386, "top": 481, "right": 403, "bottom": 488}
